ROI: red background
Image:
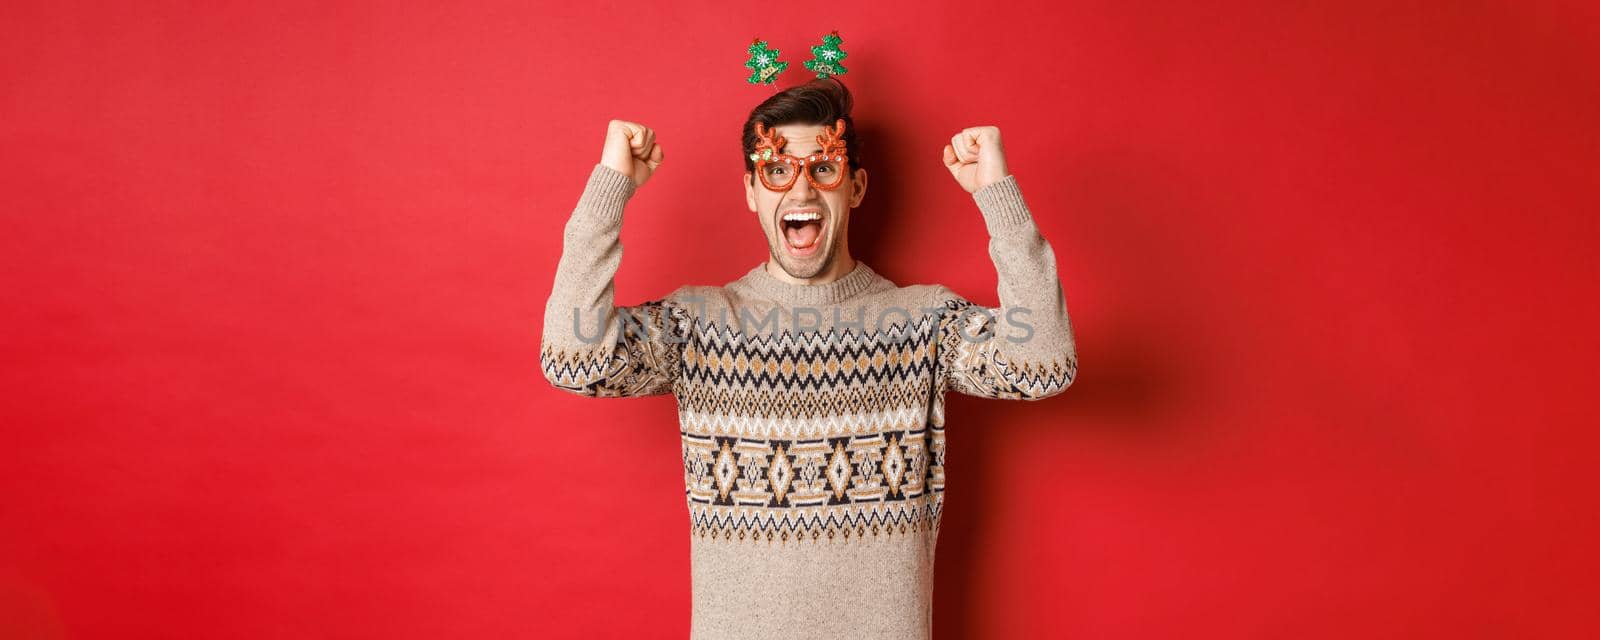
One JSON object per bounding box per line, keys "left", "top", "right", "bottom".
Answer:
{"left": 3, "top": 1, "right": 1596, "bottom": 638}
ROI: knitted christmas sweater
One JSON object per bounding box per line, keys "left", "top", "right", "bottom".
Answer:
{"left": 540, "top": 164, "right": 1078, "bottom": 639}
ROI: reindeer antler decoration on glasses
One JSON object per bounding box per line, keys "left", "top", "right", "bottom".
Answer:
{"left": 749, "top": 119, "right": 849, "bottom": 192}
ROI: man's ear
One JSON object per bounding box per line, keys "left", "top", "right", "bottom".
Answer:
{"left": 849, "top": 167, "right": 868, "bottom": 208}
{"left": 744, "top": 172, "right": 757, "bottom": 212}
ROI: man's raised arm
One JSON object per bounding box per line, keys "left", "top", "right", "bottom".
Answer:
{"left": 539, "top": 120, "right": 686, "bottom": 398}
{"left": 932, "top": 126, "right": 1079, "bottom": 400}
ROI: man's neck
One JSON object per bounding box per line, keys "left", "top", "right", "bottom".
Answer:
{"left": 764, "top": 253, "right": 858, "bottom": 286}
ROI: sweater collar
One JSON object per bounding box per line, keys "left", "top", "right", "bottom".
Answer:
{"left": 738, "top": 259, "right": 884, "bottom": 306}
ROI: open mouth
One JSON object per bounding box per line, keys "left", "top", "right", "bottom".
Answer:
{"left": 780, "top": 210, "right": 824, "bottom": 256}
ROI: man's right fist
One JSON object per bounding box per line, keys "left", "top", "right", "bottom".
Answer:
{"left": 600, "top": 120, "right": 664, "bottom": 187}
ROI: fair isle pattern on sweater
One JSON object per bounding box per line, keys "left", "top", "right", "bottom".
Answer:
{"left": 540, "top": 163, "right": 1078, "bottom": 639}
{"left": 677, "top": 313, "right": 946, "bottom": 545}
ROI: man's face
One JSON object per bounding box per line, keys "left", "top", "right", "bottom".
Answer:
{"left": 744, "top": 123, "right": 869, "bottom": 280}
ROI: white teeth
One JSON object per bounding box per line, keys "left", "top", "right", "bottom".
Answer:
{"left": 782, "top": 211, "right": 822, "bottom": 222}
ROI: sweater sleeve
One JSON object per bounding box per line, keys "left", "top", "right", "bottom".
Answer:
{"left": 934, "top": 174, "right": 1079, "bottom": 400}
{"left": 539, "top": 163, "right": 688, "bottom": 398}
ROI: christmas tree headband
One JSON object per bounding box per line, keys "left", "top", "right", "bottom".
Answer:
{"left": 744, "top": 30, "right": 848, "bottom": 86}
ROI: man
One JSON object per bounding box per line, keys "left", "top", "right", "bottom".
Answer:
{"left": 540, "top": 78, "right": 1078, "bottom": 639}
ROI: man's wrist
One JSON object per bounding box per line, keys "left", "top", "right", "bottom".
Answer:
{"left": 973, "top": 174, "right": 1033, "bottom": 234}
{"left": 574, "top": 163, "right": 636, "bottom": 227}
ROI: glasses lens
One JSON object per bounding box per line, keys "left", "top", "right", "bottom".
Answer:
{"left": 761, "top": 161, "right": 798, "bottom": 189}
{"left": 809, "top": 159, "right": 845, "bottom": 188}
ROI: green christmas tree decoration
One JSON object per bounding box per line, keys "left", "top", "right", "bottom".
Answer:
{"left": 744, "top": 38, "right": 789, "bottom": 85}
{"left": 804, "top": 30, "right": 849, "bottom": 79}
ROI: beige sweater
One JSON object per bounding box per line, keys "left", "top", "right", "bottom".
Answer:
{"left": 541, "top": 163, "right": 1078, "bottom": 639}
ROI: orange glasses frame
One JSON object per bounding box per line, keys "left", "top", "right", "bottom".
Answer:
{"left": 748, "top": 119, "right": 851, "bottom": 192}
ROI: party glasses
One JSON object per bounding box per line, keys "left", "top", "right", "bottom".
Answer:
{"left": 749, "top": 119, "right": 851, "bottom": 192}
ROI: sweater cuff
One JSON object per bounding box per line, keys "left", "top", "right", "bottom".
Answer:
{"left": 972, "top": 174, "right": 1034, "bottom": 235}
{"left": 573, "top": 163, "right": 637, "bottom": 227}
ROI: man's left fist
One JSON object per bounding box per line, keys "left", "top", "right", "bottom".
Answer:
{"left": 942, "top": 126, "right": 1010, "bottom": 194}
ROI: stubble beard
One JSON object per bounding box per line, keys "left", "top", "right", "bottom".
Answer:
{"left": 770, "top": 228, "right": 835, "bottom": 280}
{"left": 768, "top": 196, "right": 837, "bottom": 279}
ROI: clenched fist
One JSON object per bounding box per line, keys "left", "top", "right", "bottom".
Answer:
{"left": 600, "top": 120, "right": 664, "bottom": 187}
{"left": 942, "top": 126, "right": 1010, "bottom": 194}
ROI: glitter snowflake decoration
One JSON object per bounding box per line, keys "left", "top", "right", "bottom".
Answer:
{"left": 804, "top": 31, "right": 849, "bottom": 79}
{"left": 744, "top": 38, "right": 788, "bottom": 85}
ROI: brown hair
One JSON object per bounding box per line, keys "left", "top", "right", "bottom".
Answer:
{"left": 740, "top": 77, "right": 861, "bottom": 174}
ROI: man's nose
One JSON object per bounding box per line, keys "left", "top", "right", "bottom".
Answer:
{"left": 787, "top": 173, "right": 814, "bottom": 198}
